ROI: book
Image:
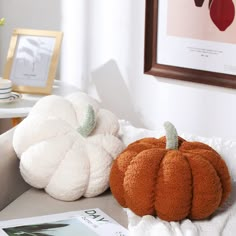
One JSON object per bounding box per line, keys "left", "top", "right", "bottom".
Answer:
{"left": 0, "top": 208, "right": 129, "bottom": 236}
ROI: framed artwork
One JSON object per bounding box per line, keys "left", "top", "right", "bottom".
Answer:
{"left": 4, "top": 29, "right": 63, "bottom": 94}
{"left": 144, "top": 0, "right": 236, "bottom": 89}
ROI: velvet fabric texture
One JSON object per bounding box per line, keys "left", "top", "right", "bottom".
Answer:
{"left": 109, "top": 136, "right": 231, "bottom": 221}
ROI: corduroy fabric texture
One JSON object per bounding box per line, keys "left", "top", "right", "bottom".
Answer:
{"left": 109, "top": 136, "right": 231, "bottom": 221}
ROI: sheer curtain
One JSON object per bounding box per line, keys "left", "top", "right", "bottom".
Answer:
{"left": 60, "top": 0, "right": 89, "bottom": 90}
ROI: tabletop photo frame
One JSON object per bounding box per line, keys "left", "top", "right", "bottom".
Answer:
{"left": 4, "top": 29, "right": 63, "bottom": 94}
{"left": 144, "top": 0, "right": 236, "bottom": 89}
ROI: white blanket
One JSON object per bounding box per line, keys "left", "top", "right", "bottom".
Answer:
{"left": 118, "top": 120, "right": 236, "bottom": 236}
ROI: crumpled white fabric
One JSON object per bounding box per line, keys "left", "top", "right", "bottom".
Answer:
{"left": 118, "top": 120, "right": 236, "bottom": 236}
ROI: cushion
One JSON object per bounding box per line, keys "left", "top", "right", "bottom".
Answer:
{"left": 111, "top": 121, "right": 231, "bottom": 221}
{"left": 118, "top": 120, "right": 236, "bottom": 235}
{"left": 13, "top": 92, "right": 124, "bottom": 201}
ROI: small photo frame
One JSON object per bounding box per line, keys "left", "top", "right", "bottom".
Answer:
{"left": 4, "top": 28, "right": 63, "bottom": 94}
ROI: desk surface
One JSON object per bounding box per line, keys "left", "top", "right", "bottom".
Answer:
{"left": 0, "top": 80, "right": 80, "bottom": 119}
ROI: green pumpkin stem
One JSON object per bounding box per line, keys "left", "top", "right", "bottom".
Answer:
{"left": 77, "top": 105, "right": 96, "bottom": 137}
{"left": 164, "top": 121, "right": 178, "bottom": 150}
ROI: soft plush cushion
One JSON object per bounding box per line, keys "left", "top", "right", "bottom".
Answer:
{"left": 118, "top": 121, "right": 236, "bottom": 235}
{"left": 13, "top": 92, "right": 124, "bottom": 201}
{"left": 111, "top": 122, "right": 231, "bottom": 221}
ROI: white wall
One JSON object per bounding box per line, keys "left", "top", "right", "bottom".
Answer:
{"left": 84, "top": 0, "right": 236, "bottom": 140}
{"left": 1, "top": 0, "right": 236, "bottom": 140}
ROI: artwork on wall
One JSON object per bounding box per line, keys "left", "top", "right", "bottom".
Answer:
{"left": 144, "top": 0, "right": 236, "bottom": 88}
{"left": 4, "top": 29, "right": 63, "bottom": 94}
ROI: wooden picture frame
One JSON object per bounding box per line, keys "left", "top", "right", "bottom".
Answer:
{"left": 144, "top": 0, "right": 236, "bottom": 89}
{"left": 4, "top": 29, "right": 63, "bottom": 94}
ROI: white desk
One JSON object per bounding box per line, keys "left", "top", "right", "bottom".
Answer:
{"left": 0, "top": 80, "right": 80, "bottom": 125}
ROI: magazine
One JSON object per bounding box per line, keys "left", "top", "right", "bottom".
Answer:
{"left": 0, "top": 208, "right": 129, "bottom": 236}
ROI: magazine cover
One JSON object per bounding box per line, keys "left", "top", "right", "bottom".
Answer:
{"left": 0, "top": 208, "right": 129, "bottom": 236}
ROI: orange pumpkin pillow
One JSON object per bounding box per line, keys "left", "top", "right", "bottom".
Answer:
{"left": 109, "top": 122, "right": 231, "bottom": 221}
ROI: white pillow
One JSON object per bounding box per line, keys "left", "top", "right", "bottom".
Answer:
{"left": 13, "top": 92, "right": 125, "bottom": 201}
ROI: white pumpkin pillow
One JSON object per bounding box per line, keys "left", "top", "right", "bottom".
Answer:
{"left": 13, "top": 92, "right": 125, "bottom": 201}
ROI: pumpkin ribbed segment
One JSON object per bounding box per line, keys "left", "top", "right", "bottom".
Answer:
{"left": 185, "top": 153, "right": 222, "bottom": 219}
{"left": 109, "top": 140, "right": 160, "bottom": 207}
{"left": 179, "top": 142, "right": 231, "bottom": 206}
{"left": 155, "top": 150, "right": 192, "bottom": 221}
{"left": 124, "top": 149, "right": 166, "bottom": 216}
{"left": 109, "top": 151, "right": 135, "bottom": 207}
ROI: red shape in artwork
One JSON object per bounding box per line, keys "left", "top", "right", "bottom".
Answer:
{"left": 210, "top": 0, "right": 235, "bottom": 31}
{"left": 194, "top": 0, "right": 205, "bottom": 7}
